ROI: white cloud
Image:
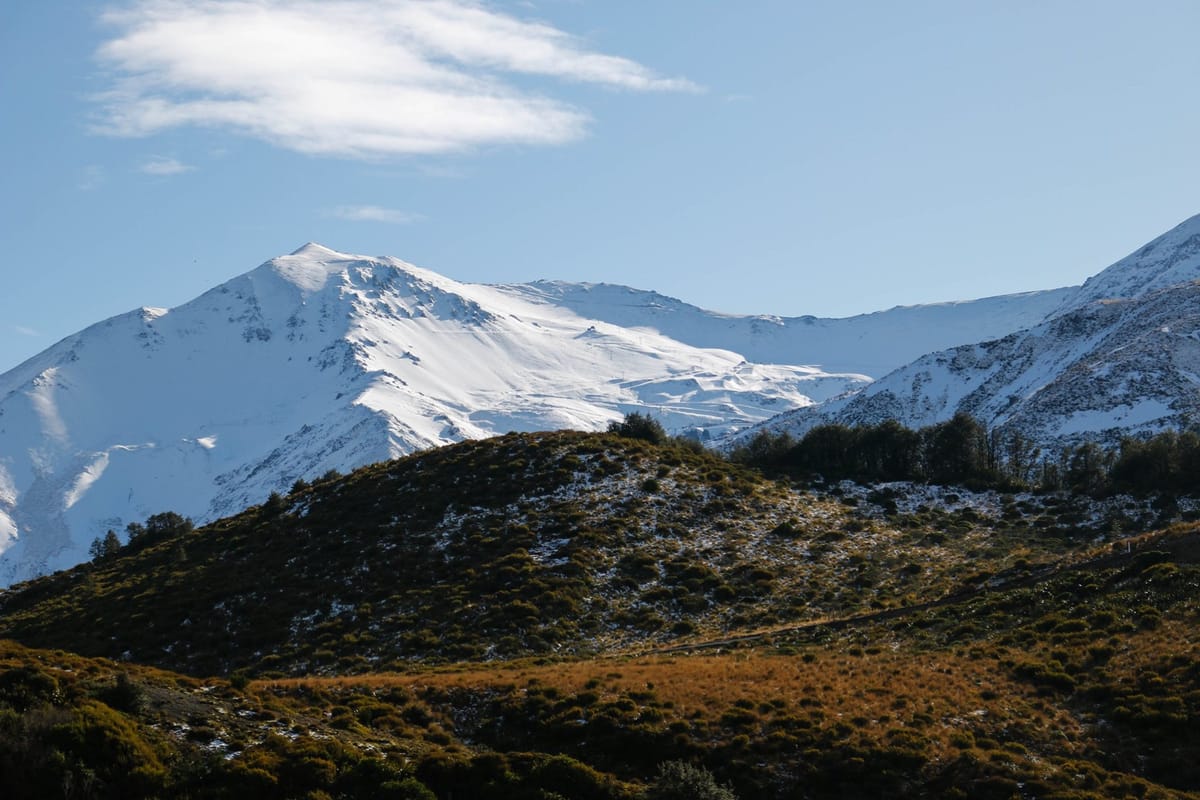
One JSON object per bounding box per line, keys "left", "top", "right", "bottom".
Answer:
{"left": 12, "top": 325, "right": 40, "bottom": 337}
{"left": 94, "top": 0, "right": 698, "bottom": 159}
{"left": 330, "top": 205, "right": 424, "bottom": 224}
{"left": 139, "top": 156, "right": 194, "bottom": 175}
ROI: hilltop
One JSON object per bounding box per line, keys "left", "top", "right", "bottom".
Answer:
{"left": 0, "top": 428, "right": 1171, "bottom": 678}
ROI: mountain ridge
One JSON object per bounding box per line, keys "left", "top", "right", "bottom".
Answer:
{"left": 1051, "top": 212, "right": 1200, "bottom": 315}
{"left": 748, "top": 214, "right": 1200, "bottom": 448}
{"left": 498, "top": 279, "right": 1073, "bottom": 377}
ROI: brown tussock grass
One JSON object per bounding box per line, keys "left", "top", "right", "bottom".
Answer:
{"left": 254, "top": 641, "right": 1087, "bottom": 762}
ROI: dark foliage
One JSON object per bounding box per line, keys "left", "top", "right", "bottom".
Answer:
{"left": 734, "top": 417, "right": 1200, "bottom": 500}
{"left": 89, "top": 530, "right": 123, "bottom": 561}
{"left": 125, "top": 512, "right": 194, "bottom": 553}
{"left": 732, "top": 414, "right": 999, "bottom": 488}
{"left": 647, "top": 761, "right": 738, "bottom": 800}
{"left": 607, "top": 412, "right": 668, "bottom": 444}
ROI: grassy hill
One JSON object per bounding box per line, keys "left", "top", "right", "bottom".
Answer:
{"left": 2, "top": 430, "right": 1199, "bottom": 798}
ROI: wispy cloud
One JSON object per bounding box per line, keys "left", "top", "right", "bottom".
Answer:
{"left": 93, "top": 0, "right": 698, "bottom": 159}
{"left": 79, "top": 165, "right": 106, "bottom": 191}
{"left": 139, "top": 156, "right": 194, "bottom": 175}
{"left": 12, "top": 325, "right": 40, "bottom": 337}
{"left": 330, "top": 205, "right": 424, "bottom": 224}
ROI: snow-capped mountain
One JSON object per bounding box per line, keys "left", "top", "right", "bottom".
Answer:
{"left": 0, "top": 243, "right": 874, "bottom": 584}
{"left": 1052, "top": 213, "right": 1200, "bottom": 316}
{"left": 754, "top": 214, "right": 1200, "bottom": 447}
{"left": 498, "top": 281, "right": 1072, "bottom": 378}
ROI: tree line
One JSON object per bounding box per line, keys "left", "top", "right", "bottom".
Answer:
{"left": 729, "top": 413, "right": 1200, "bottom": 497}
{"left": 88, "top": 511, "right": 194, "bottom": 562}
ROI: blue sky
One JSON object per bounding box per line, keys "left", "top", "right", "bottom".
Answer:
{"left": 3, "top": 1, "right": 1200, "bottom": 372}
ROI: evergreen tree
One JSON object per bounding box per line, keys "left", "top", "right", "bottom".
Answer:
{"left": 100, "top": 530, "right": 122, "bottom": 559}
{"left": 143, "top": 511, "right": 194, "bottom": 538}
{"left": 125, "top": 512, "right": 193, "bottom": 551}
{"left": 795, "top": 424, "right": 861, "bottom": 479}
{"left": 922, "top": 412, "right": 990, "bottom": 485}
{"left": 994, "top": 428, "right": 1039, "bottom": 486}
{"left": 859, "top": 419, "right": 922, "bottom": 481}
{"left": 607, "top": 412, "right": 668, "bottom": 444}
{"left": 1064, "top": 442, "right": 1111, "bottom": 495}
{"left": 263, "top": 491, "right": 288, "bottom": 517}
{"left": 730, "top": 429, "right": 794, "bottom": 471}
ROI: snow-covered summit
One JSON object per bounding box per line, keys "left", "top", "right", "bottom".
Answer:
{"left": 265, "top": 242, "right": 354, "bottom": 293}
{"left": 0, "top": 245, "right": 872, "bottom": 585}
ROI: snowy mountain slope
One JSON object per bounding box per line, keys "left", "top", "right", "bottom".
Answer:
{"left": 1052, "top": 213, "right": 1200, "bottom": 316}
{"left": 0, "top": 244, "right": 867, "bottom": 585}
{"left": 498, "top": 281, "right": 1074, "bottom": 377}
{"left": 752, "top": 219, "right": 1200, "bottom": 447}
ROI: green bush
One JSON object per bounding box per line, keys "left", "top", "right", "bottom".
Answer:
{"left": 646, "top": 760, "right": 738, "bottom": 800}
{"left": 608, "top": 413, "right": 668, "bottom": 445}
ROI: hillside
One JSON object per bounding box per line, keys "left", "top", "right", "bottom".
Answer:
{"left": 0, "top": 429, "right": 1164, "bottom": 678}
{"left": 0, "top": 431, "right": 893, "bottom": 675}
{"left": 2, "top": 430, "right": 1200, "bottom": 798}
{"left": 0, "top": 639, "right": 443, "bottom": 800}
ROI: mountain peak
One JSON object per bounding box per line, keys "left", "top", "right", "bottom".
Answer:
{"left": 0, "top": 244, "right": 885, "bottom": 586}
{"left": 1054, "top": 212, "right": 1200, "bottom": 315}
{"left": 289, "top": 242, "right": 342, "bottom": 257}
{"left": 1171, "top": 211, "right": 1200, "bottom": 233}
{"left": 265, "top": 243, "right": 364, "bottom": 294}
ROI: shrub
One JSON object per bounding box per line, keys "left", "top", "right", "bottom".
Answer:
{"left": 98, "top": 672, "right": 145, "bottom": 713}
{"left": 0, "top": 667, "right": 61, "bottom": 712}
{"left": 646, "top": 760, "right": 738, "bottom": 800}
{"left": 608, "top": 413, "right": 668, "bottom": 445}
